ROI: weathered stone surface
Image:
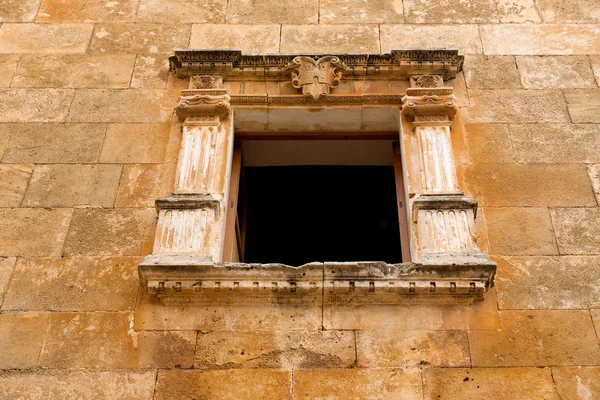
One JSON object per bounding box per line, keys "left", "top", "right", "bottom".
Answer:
{"left": 423, "top": 367, "right": 555, "bottom": 399}
{"left": 588, "top": 164, "right": 600, "bottom": 205}
{"left": 510, "top": 123, "right": 600, "bottom": 163}
{"left": 0, "top": 89, "right": 74, "bottom": 122}
{"left": 0, "top": 0, "right": 42, "bottom": 22}
{"left": 495, "top": 256, "right": 600, "bottom": 309}
{"left": 591, "top": 56, "right": 600, "bottom": 86}
{"left": 497, "top": 0, "right": 541, "bottom": 23}
{"left": 281, "top": 25, "right": 379, "bottom": 53}
{"left": 190, "top": 24, "right": 280, "bottom": 55}
{"left": 131, "top": 55, "right": 169, "bottom": 88}
{"left": 0, "top": 23, "right": 93, "bottom": 54}
{"left": 553, "top": 367, "right": 600, "bottom": 400}
{"left": 469, "top": 310, "right": 600, "bottom": 366}
{"left": 537, "top": 0, "right": 600, "bottom": 23}
{"left": 195, "top": 330, "right": 355, "bottom": 369}
{"left": 12, "top": 54, "right": 135, "bottom": 88}
{"left": 484, "top": 207, "right": 558, "bottom": 255}
{"left": 138, "top": 0, "right": 226, "bottom": 23}
{"left": 0, "top": 370, "right": 156, "bottom": 400}
{"left": 481, "top": 24, "right": 600, "bottom": 55}
{"left": 551, "top": 208, "right": 600, "bottom": 255}
{"left": 404, "top": 0, "right": 498, "bottom": 23}
{"left": 23, "top": 164, "right": 122, "bottom": 207}
{"left": 592, "top": 309, "right": 600, "bottom": 339}
{"left": 517, "top": 56, "right": 596, "bottom": 89}
{"left": 63, "top": 208, "right": 156, "bottom": 256}
{"left": 115, "top": 164, "right": 175, "bottom": 208}
{"left": 0, "top": 257, "right": 15, "bottom": 306}
{"left": 463, "top": 89, "right": 569, "bottom": 123}
{"left": 0, "top": 164, "right": 33, "bottom": 207}
{"left": 40, "top": 312, "right": 196, "bottom": 368}
{"left": 320, "top": 0, "right": 404, "bottom": 24}
{"left": 0, "top": 313, "right": 48, "bottom": 368}
{"left": 227, "top": 0, "right": 317, "bottom": 24}
{"left": 564, "top": 89, "right": 600, "bottom": 123}
{"left": 88, "top": 24, "right": 190, "bottom": 54}
{"left": 0, "top": 55, "right": 19, "bottom": 87}
{"left": 464, "top": 124, "right": 515, "bottom": 163}
{"left": 294, "top": 368, "right": 422, "bottom": 400}
{"left": 356, "top": 330, "right": 470, "bottom": 367}
{"left": 37, "top": 0, "right": 138, "bottom": 22}
{"left": 155, "top": 370, "right": 291, "bottom": 399}
{"left": 380, "top": 24, "right": 482, "bottom": 54}
{"left": 463, "top": 164, "right": 596, "bottom": 207}
{"left": 0, "top": 208, "right": 72, "bottom": 256}
{"left": 68, "top": 89, "right": 165, "bottom": 123}
{"left": 99, "top": 123, "right": 169, "bottom": 163}
{"left": 464, "top": 55, "right": 521, "bottom": 89}
{"left": 0, "top": 123, "right": 105, "bottom": 163}
{"left": 2, "top": 257, "right": 141, "bottom": 311}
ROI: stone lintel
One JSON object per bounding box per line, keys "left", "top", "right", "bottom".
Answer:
{"left": 156, "top": 194, "right": 221, "bottom": 211}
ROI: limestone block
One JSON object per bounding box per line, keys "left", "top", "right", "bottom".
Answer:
{"left": 404, "top": 0, "right": 498, "bottom": 23}
{"left": 464, "top": 55, "right": 521, "bottom": 89}
{"left": 116, "top": 164, "right": 176, "bottom": 208}
{"left": 227, "top": 0, "right": 317, "bottom": 24}
{"left": 553, "top": 367, "right": 600, "bottom": 400}
{"left": 590, "top": 56, "right": 600, "bottom": 86}
{"left": 537, "top": 0, "right": 600, "bottom": 23}
{"left": 2, "top": 257, "right": 141, "bottom": 311}
{"left": 323, "top": 289, "right": 500, "bottom": 330}
{"left": 480, "top": 24, "right": 600, "bottom": 55}
{"left": 423, "top": 367, "right": 555, "bottom": 400}
{"left": 469, "top": 310, "right": 600, "bottom": 366}
{"left": 463, "top": 164, "right": 596, "bottom": 207}
{"left": 88, "top": 24, "right": 190, "bottom": 54}
{"left": 497, "top": 0, "right": 541, "bottom": 23}
{"left": 0, "top": 164, "right": 33, "bottom": 207}
{"left": 39, "top": 312, "right": 196, "bottom": 368}
{"left": 495, "top": 256, "right": 600, "bottom": 310}
{"left": 592, "top": 309, "right": 600, "bottom": 338}
{"left": 0, "top": 23, "right": 93, "bottom": 54}
{"left": 517, "top": 56, "right": 596, "bottom": 89}
{"left": 195, "top": 330, "right": 355, "bottom": 369}
{"left": 99, "top": 123, "right": 170, "bottom": 163}
{"left": 356, "top": 330, "right": 470, "bottom": 367}
{"left": 0, "top": 257, "right": 15, "bottom": 306}
{"left": 361, "top": 106, "right": 399, "bottom": 131}
{"left": 380, "top": 24, "right": 482, "bottom": 54}
{"left": 463, "top": 124, "right": 515, "bottom": 163}
{"left": 23, "top": 164, "right": 122, "bottom": 207}
{"left": 63, "top": 208, "right": 156, "bottom": 256}
{"left": 0, "top": 89, "right": 74, "bottom": 122}
{"left": 190, "top": 24, "right": 280, "bottom": 55}
{"left": 0, "top": 0, "right": 42, "bottom": 22}
{"left": 0, "top": 55, "right": 19, "bottom": 87}
{"left": 551, "top": 208, "right": 600, "bottom": 255}
{"left": 37, "top": 0, "right": 138, "bottom": 22}
{"left": 564, "top": 89, "right": 600, "bottom": 123}
{"left": 0, "top": 208, "right": 72, "bottom": 256}
{"left": 484, "top": 207, "right": 558, "bottom": 255}
{"left": 319, "top": 0, "right": 404, "bottom": 24}
{"left": 154, "top": 370, "right": 291, "bottom": 400}
{"left": 233, "top": 107, "right": 269, "bottom": 131}
{"left": 280, "top": 25, "right": 379, "bottom": 53}
{"left": 510, "top": 123, "right": 600, "bottom": 163}
{"left": 463, "top": 89, "right": 569, "bottom": 123}
{"left": 293, "top": 368, "right": 423, "bottom": 400}
{"left": 12, "top": 54, "right": 135, "bottom": 88}
{"left": 0, "top": 370, "right": 156, "bottom": 400}
{"left": 131, "top": 55, "right": 169, "bottom": 89}
{"left": 588, "top": 164, "right": 600, "bottom": 204}
{"left": 268, "top": 107, "right": 362, "bottom": 132}
{"left": 68, "top": 89, "right": 165, "bottom": 123}
{"left": 0, "top": 313, "right": 48, "bottom": 369}
{"left": 138, "top": 0, "right": 226, "bottom": 23}
{"left": 0, "top": 123, "right": 105, "bottom": 163}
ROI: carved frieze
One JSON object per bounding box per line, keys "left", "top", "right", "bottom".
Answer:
{"left": 284, "top": 56, "right": 347, "bottom": 101}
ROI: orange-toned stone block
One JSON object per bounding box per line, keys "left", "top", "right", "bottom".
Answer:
{"left": 0, "top": 257, "right": 15, "bottom": 306}
{"left": 0, "top": 55, "right": 19, "bottom": 87}
{"left": 463, "top": 124, "right": 515, "bottom": 164}
{"left": 68, "top": 89, "right": 165, "bottom": 123}
{"left": 537, "top": 0, "right": 600, "bottom": 23}
{"left": 36, "top": 0, "right": 138, "bottom": 22}
{"left": 517, "top": 56, "right": 596, "bottom": 89}
{"left": 88, "top": 23, "right": 190, "bottom": 55}
{"left": 0, "top": 312, "right": 48, "bottom": 369}
{"left": 0, "top": 89, "right": 74, "bottom": 122}
{"left": 100, "top": 123, "right": 170, "bottom": 163}
{"left": 0, "top": 164, "right": 33, "bottom": 207}
{"left": 469, "top": 310, "right": 600, "bottom": 366}
{"left": 280, "top": 25, "right": 379, "bottom": 54}
{"left": 356, "top": 330, "right": 470, "bottom": 368}
{"left": 320, "top": 0, "right": 404, "bottom": 24}
{"left": 551, "top": 208, "right": 600, "bottom": 255}
{"left": 589, "top": 164, "right": 600, "bottom": 204}
{"left": 138, "top": 0, "right": 226, "bottom": 23}
{"left": 190, "top": 24, "right": 280, "bottom": 55}
{"left": 131, "top": 55, "right": 169, "bottom": 89}
{"left": 116, "top": 164, "right": 176, "bottom": 208}
{"left": 423, "top": 367, "right": 555, "bottom": 400}
{"left": 564, "top": 89, "right": 600, "bottom": 123}
{"left": 403, "top": 0, "right": 498, "bottom": 23}
{"left": 2, "top": 257, "right": 141, "bottom": 311}
{"left": 552, "top": 367, "right": 600, "bottom": 400}
{"left": 0, "top": 23, "right": 93, "bottom": 54}
{"left": 464, "top": 55, "right": 521, "bottom": 89}
{"left": 0, "top": 0, "right": 42, "bottom": 22}
{"left": 226, "top": 0, "right": 317, "bottom": 24}
{"left": 154, "top": 370, "right": 292, "bottom": 400}
{"left": 380, "top": 24, "right": 482, "bottom": 54}
{"left": 498, "top": 0, "right": 540, "bottom": 23}
{"left": 592, "top": 309, "right": 600, "bottom": 339}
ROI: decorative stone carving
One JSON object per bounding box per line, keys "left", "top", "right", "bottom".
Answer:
{"left": 284, "top": 56, "right": 347, "bottom": 101}
{"left": 190, "top": 75, "right": 223, "bottom": 89}
{"left": 411, "top": 74, "right": 444, "bottom": 88}
{"left": 176, "top": 92, "right": 231, "bottom": 122}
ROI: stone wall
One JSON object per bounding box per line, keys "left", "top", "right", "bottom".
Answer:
{"left": 1, "top": 0, "right": 599, "bottom": 398}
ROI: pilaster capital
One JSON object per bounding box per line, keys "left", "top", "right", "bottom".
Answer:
{"left": 401, "top": 88, "right": 458, "bottom": 123}
{"left": 176, "top": 89, "right": 231, "bottom": 123}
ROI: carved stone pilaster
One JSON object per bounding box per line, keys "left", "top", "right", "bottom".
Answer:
{"left": 284, "top": 56, "right": 347, "bottom": 101}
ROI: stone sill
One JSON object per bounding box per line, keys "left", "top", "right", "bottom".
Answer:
{"left": 139, "top": 255, "right": 495, "bottom": 305}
